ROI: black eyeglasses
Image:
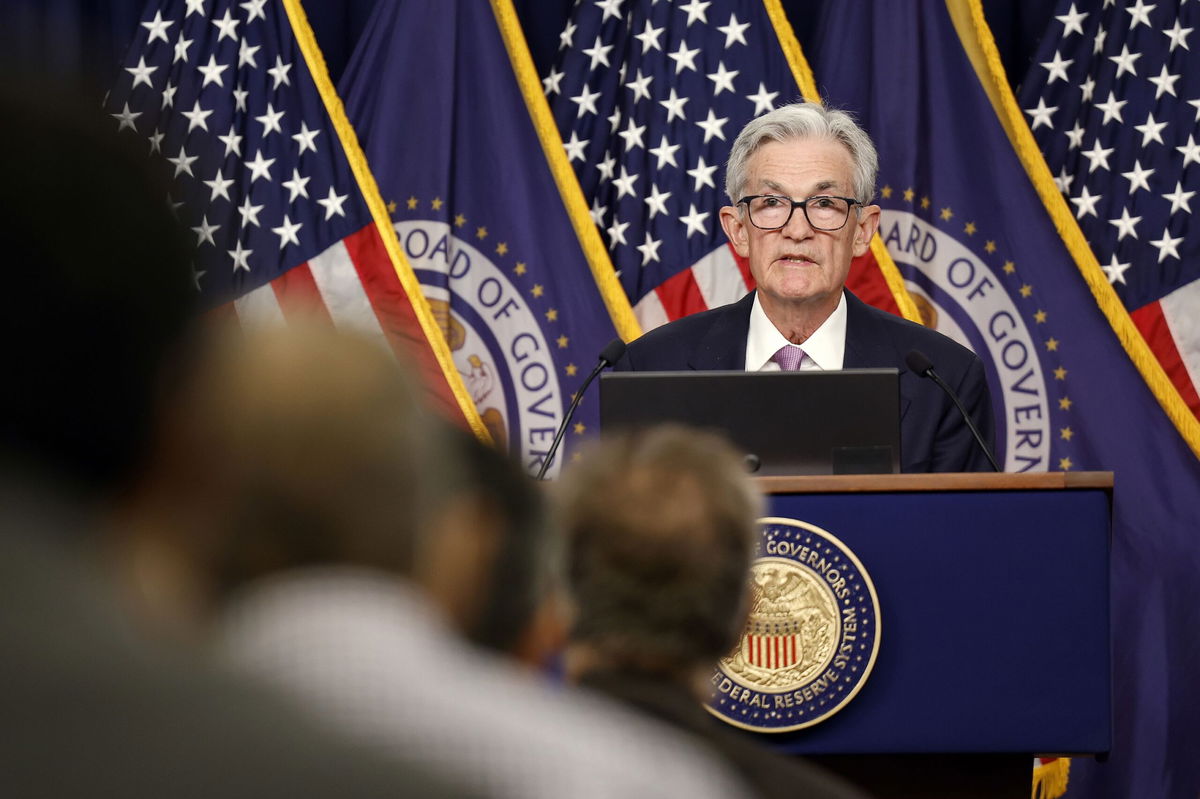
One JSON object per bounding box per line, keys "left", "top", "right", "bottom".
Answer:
{"left": 737, "top": 194, "right": 862, "bottom": 231}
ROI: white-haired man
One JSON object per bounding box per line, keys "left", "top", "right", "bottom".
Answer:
{"left": 615, "top": 101, "right": 995, "bottom": 473}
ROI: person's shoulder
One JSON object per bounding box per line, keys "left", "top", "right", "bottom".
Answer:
{"left": 618, "top": 295, "right": 751, "bottom": 371}
{"left": 851, "top": 294, "right": 980, "bottom": 368}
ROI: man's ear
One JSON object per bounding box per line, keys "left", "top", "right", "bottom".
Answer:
{"left": 719, "top": 205, "right": 750, "bottom": 257}
{"left": 852, "top": 204, "right": 881, "bottom": 258}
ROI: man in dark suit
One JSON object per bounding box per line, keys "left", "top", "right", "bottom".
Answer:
{"left": 616, "top": 101, "right": 995, "bottom": 473}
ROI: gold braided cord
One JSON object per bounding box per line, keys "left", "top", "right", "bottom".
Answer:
{"left": 762, "top": 0, "right": 923, "bottom": 324}
{"left": 490, "top": 0, "right": 642, "bottom": 343}
{"left": 950, "top": 0, "right": 1200, "bottom": 459}
{"left": 280, "top": 0, "right": 492, "bottom": 443}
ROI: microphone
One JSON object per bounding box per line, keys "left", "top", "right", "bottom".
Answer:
{"left": 905, "top": 349, "right": 1001, "bottom": 472}
{"left": 534, "top": 337, "right": 627, "bottom": 480}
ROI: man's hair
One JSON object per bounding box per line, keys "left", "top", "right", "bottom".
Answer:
{"left": 556, "top": 426, "right": 763, "bottom": 675}
{"left": 724, "top": 100, "right": 879, "bottom": 205}
{"left": 181, "top": 325, "right": 446, "bottom": 595}
{"left": 0, "top": 83, "right": 196, "bottom": 493}
{"left": 435, "top": 428, "right": 549, "bottom": 653}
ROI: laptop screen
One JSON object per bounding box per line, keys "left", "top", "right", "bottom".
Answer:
{"left": 599, "top": 369, "right": 901, "bottom": 475}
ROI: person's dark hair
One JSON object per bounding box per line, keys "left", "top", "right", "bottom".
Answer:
{"left": 438, "top": 429, "right": 549, "bottom": 653}
{"left": 0, "top": 82, "right": 195, "bottom": 494}
{"left": 556, "top": 425, "right": 763, "bottom": 676}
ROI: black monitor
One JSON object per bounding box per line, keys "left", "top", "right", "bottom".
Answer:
{"left": 599, "top": 369, "right": 901, "bottom": 475}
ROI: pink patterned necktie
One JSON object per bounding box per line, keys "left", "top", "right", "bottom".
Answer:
{"left": 771, "top": 344, "right": 805, "bottom": 371}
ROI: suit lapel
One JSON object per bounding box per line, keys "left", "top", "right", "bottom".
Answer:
{"left": 687, "top": 291, "right": 755, "bottom": 370}
{"left": 842, "top": 291, "right": 913, "bottom": 419}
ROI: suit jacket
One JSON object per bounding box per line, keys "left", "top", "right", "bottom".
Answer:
{"left": 615, "top": 290, "right": 996, "bottom": 473}
{"left": 579, "top": 670, "right": 871, "bottom": 799}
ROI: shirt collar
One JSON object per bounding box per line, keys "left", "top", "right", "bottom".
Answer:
{"left": 744, "top": 291, "right": 847, "bottom": 371}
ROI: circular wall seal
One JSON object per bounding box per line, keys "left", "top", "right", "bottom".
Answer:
{"left": 706, "top": 517, "right": 881, "bottom": 733}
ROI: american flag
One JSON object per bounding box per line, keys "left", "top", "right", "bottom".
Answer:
{"left": 544, "top": 0, "right": 912, "bottom": 332}
{"left": 1021, "top": 0, "right": 1200, "bottom": 421}
{"left": 104, "top": 0, "right": 482, "bottom": 431}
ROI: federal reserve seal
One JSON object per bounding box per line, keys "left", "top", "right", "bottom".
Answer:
{"left": 706, "top": 517, "right": 880, "bottom": 733}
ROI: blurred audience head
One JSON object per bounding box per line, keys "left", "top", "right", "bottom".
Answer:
{"left": 556, "top": 425, "right": 763, "bottom": 682}
{"left": 0, "top": 82, "right": 195, "bottom": 498}
{"left": 420, "top": 429, "right": 559, "bottom": 660}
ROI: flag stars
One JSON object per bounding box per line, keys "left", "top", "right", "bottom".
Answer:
{"left": 182, "top": 99, "right": 213, "bottom": 132}
{"left": 272, "top": 215, "right": 302, "bottom": 249}
{"left": 1162, "top": 19, "right": 1192, "bottom": 52}
{"left": 1034, "top": 310, "right": 1047, "bottom": 323}
{"left": 636, "top": 232, "right": 663, "bottom": 265}
{"left": 1149, "top": 229, "right": 1184, "bottom": 262}
{"left": 634, "top": 20, "right": 664, "bottom": 53}
{"left": 1134, "top": 113, "right": 1167, "bottom": 147}
{"left": 513, "top": 261, "right": 526, "bottom": 275}
{"left": 1070, "top": 186, "right": 1102, "bottom": 218}
{"left": 1061, "top": 426, "right": 1074, "bottom": 440}
{"left": 1080, "top": 139, "right": 1114, "bottom": 172}
{"left": 292, "top": 122, "right": 321, "bottom": 154}
{"left": 431, "top": 197, "right": 444, "bottom": 210}
{"left": 679, "top": 0, "right": 711, "bottom": 26}
{"left": 644, "top": 184, "right": 671, "bottom": 218}
{"left": 570, "top": 85, "right": 601, "bottom": 118}
{"left": 191, "top": 214, "right": 219, "bottom": 246}
{"left": 256, "top": 103, "right": 285, "bottom": 137}
{"left": 406, "top": 196, "right": 418, "bottom": 210}
{"left": 1178, "top": 135, "right": 1200, "bottom": 169}
{"left": 495, "top": 242, "right": 508, "bottom": 256}
{"left": 687, "top": 156, "right": 718, "bottom": 191}
{"left": 203, "top": 171, "right": 234, "bottom": 202}
{"left": 1020, "top": 284, "right": 1033, "bottom": 297}
{"left": 386, "top": 200, "right": 397, "bottom": 213}
{"left": 545, "top": 309, "right": 558, "bottom": 322}
{"left": 228, "top": 240, "right": 252, "bottom": 272}
{"left": 197, "top": 54, "right": 229, "bottom": 87}
{"left": 1163, "top": 181, "right": 1195, "bottom": 215}
{"left": 1003, "top": 260, "right": 1016, "bottom": 274}
{"left": 556, "top": 334, "right": 569, "bottom": 348}
{"left": 1055, "top": 3, "right": 1088, "bottom": 36}
{"left": 1108, "top": 207, "right": 1141, "bottom": 241}
{"left": 531, "top": 284, "right": 544, "bottom": 298}
{"left": 649, "top": 136, "right": 680, "bottom": 170}
{"left": 1093, "top": 91, "right": 1126, "bottom": 124}
{"left": 939, "top": 207, "right": 954, "bottom": 221}
{"left": 717, "top": 13, "right": 750, "bottom": 47}
{"left": 707, "top": 61, "right": 739, "bottom": 95}
{"left": 316, "top": 187, "right": 348, "bottom": 220}
{"left": 211, "top": 8, "right": 239, "bottom": 41}
{"left": 1148, "top": 65, "right": 1180, "bottom": 99}
{"left": 542, "top": 67, "right": 565, "bottom": 96}
{"left": 573, "top": 422, "right": 586, "bottom": 436}
{"left": 173, "top": 35, "right": 193, "bottom": 63}
{"left": 625, "top": 69, "right": 653, "bottom": 102}
{"left": 1108, "top": 45, "right": 1141, "bottom": 78}
{"left": 985, "top": 240, "right": 997, "bottom": 253}
{"left": 1101, "top": 254, "right": 1132, "bottom": 284}
{"left": 903, "top": 187, "right": 915, "bottom": 202}
{"left": 476, "top": 227, "right": 488, "bottom": 239}
{"left": 111, "top": 102, "right": 141, "bottom": 133}
{"left": 1065, "top": 122, "right": 1085, "bottom": 150}
{"left": 244, "top": 150, "right": 274, "bottom": 183}
{"left": 1080, "top": 77, "right": 1095, "bottom": 103}
{"left": 606, "top": 218, "right": 630, "bottom": 246}
{"left": 125, "top": 57, "right": 157, "bottom": 89}
{"left": 238, "top": 39, "right": 260, "bottom": 69}
{"left": 668, "top": 40, "right": 700, "bottom": 74}
{"left": 281, "top": 169, "right": 310, "bottom": 202}
{"left": 696, "top": 109, "right": 729, "bottom": 143}
{"left": 595, "top": 0, "right": 622, "bottom": 22}
{"left": 582, "top": 36, "right": 614, "bottom": 70}
{"left": 920, "top": 196, "right": 931, "bottom": 209}
{"left": 1041, "top": 51, "right": 1073, "bottom": 84}
{"left": 238, "top": 196, "right": 263, "bottom": 228}
{"left": 963, "top": 221, "right": 976, "bottom": 235}
{"left": 660, "top": 88, "right": 689, "bottom": 123}
{"left": 613, "top": 166, "right": 639, "bottom": 199}
{"left": 747, "top": 83, "right": 778, "bottom": 115}
{"left": 455, "top": 214, "right": 467, "bottom": 228}
{"left": 241, "top": 0, "right": 268, "bottom": 22}
{"left": 1059, "top": 397, "right": 1073, "bottom": 410}
{"left": 1059, "top": 457, "right": 1073, "bottom": 471}
{"left": 233, "top": 87, "right": 248, "bottom": 112}
{"left": 559, "top": 20, "right": 577, "bottom": 50}
{"left": 1024, "top": 98, "right": 1057, "bottom": 130}
{"left": 167, "top": 146, "right": 198, "bottom": 177}
{"left": 565, "top": 363, "right": 577, "bottom": 377}
{"left": 881, "top": 186, "right": 893, "bottom": 199}
{"left": 1055, "top": 367, "right": 1068, "bottom": 381}
{"left": 618, "top": 118, "right": 646, "bottom": 151}
{"left": 141, "top": 10, "right": 174, "bottom": 44}
{"left": 679, "top": 203, "right": 710, "bottom": 238}
{"left": 1045, "top": 337, "right": 1060, "bottom": 352}
{"left": 1124, "top": 0, "right": 1155, "bottom": 30}
{"left": 267, "top": 56, "right": 293, "bottom": 89}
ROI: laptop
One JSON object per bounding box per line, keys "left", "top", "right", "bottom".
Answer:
{"left": 599, "top": 369, "right": 901, "bottom": 475}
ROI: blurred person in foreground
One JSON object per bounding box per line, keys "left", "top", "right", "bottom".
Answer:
{"left": 556, "top": 426, "right": 871, "bottom": 799}
{"left": 171, "top": 324, "right": 752, "bottom": 799}
{"left": 0, "top": 84, "right": 468, "bottom": 798}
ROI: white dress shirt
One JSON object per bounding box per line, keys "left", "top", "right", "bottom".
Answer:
{"left": 216, "top": 569, "right": 752, "bottom": 799}
{"left": 744, "top": 291, "right": 847, "bottom": 371}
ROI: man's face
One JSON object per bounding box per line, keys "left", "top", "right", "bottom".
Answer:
{"left": 719, "top": 137, "right": 880, "bottom": 313}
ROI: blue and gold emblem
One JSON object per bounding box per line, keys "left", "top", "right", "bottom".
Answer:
{"left": 707, "top": 517, "right": 880, "bottom": 733}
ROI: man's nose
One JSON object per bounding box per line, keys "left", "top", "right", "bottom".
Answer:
{"left": 780, "top": 204, "right": 815, "bottom": 239}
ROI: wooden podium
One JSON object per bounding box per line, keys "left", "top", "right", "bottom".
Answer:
{"left": 746, "top": 472, "right": 1112, "bottom": 798}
